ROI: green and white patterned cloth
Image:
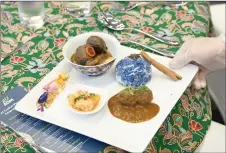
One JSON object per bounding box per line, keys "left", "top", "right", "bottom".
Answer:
{"left": 1, "top": 2, "right": 213, "bottom": 153}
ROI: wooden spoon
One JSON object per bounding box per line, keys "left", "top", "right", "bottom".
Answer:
{"left": 141, "top": 51, "right": 182, "bottom": 81}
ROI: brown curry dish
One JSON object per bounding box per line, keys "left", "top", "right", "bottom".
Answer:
{"left": 71, "top": 36, "right": 113, "bottom": 66}
{"left": 108, "top": 86, "right": 160, "bottom": 123}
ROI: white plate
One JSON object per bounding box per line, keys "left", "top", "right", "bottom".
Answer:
{"left": 15, "top": 45, "right": 198, "bottom": 152}
{"left": 61, "top": 83, "right": 108, "bottom": 115}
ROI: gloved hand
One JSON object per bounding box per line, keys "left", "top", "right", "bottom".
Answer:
{"left": 169, "top": 36, "right": 225, "bottom": 90}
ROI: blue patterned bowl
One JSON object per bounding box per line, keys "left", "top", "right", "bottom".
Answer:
{"left": 63, "top": 32, "right": 120, "bottom": 76}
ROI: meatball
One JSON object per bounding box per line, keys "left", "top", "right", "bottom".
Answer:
{"left": 118, "top": 94, "right": 136, "bottom": 107}
{"left": 135, "top": 90, "right": 153, "bottom": 106}
{"left": 86, "top": 36, "right": 107, "bottom": 54}
{"left": 73, "top": 44, "right": 93, "bottom": 65}
{"left": 117, "top": 86, "right": 153, "bottom": 107}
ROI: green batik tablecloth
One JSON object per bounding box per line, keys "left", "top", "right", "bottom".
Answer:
{"left": 1, "top": 2, "right": 213, "bottom": 153}
{"left": 1, "top": 123, "right": 38, "bottom": 153}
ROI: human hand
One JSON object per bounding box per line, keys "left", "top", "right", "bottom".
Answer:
{"left": 169, "top": 37, "right": 225, "bottom": 90}
{"left": 188, "top": 70, "right": 207, "bottom": 90}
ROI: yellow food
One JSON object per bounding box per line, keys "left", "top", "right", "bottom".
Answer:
{"left": 58, "top": 72, "right": 68, "bottom": 80}
{"left": 68, "top": 90, "right": 100, "bottom": 112}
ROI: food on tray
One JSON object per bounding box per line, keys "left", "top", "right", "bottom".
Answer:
{"left": 116, "top": 54, "right": 152, "bottom": 87}
{"left": 108, "top": 86, "right": 160, "bottom": 123}
{"left": 68, "top": 90, "right": 100, "bottom": 112}
{"left": 70, "top": 36, "right": 113, "bottom": 66}
{"left": 37, "top": 72, "right": 69, "bottom": 112}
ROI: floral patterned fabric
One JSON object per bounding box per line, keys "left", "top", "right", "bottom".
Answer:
{"left": 1, "top": 123, "right": 38, "bottom": 153}
{"left": 1, "top": 2, "right": 213, "bottom": 153}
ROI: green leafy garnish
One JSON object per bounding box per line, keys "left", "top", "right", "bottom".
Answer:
{"left": 74, "top": 93, "right": 96, "bottom": 103}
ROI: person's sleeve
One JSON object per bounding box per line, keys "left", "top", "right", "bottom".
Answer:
{"left": 216, "top": 33, "right": 226, "bottom": 68}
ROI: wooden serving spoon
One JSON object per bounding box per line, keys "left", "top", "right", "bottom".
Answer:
{"left": 141, "top": 51, "right": 182, "bottom": 81}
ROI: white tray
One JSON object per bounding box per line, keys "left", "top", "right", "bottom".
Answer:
{"left": 15, "top": 45, "right": 198, "bottom": 152}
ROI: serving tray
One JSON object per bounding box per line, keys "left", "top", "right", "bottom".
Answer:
{"left": 15, "top": 45, "right": 198, "bottom": 152}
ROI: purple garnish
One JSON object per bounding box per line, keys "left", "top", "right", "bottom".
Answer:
{"left": 37, "top": 106, "right": 44, "bottom": 112}
{"left": 38, "top": 92, "right": 48, "bottom": 104}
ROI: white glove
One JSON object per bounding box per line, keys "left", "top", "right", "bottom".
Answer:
{"left": 169, "top": 36, "right": 225, "bottom": 90}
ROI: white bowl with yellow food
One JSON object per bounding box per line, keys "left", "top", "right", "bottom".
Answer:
{"left": 66, "top": 84, "right": 108, "bottom": 115}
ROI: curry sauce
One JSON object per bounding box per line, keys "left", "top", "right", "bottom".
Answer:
{"left": 108, "top": 86, "right": 160, "bottom": 123}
